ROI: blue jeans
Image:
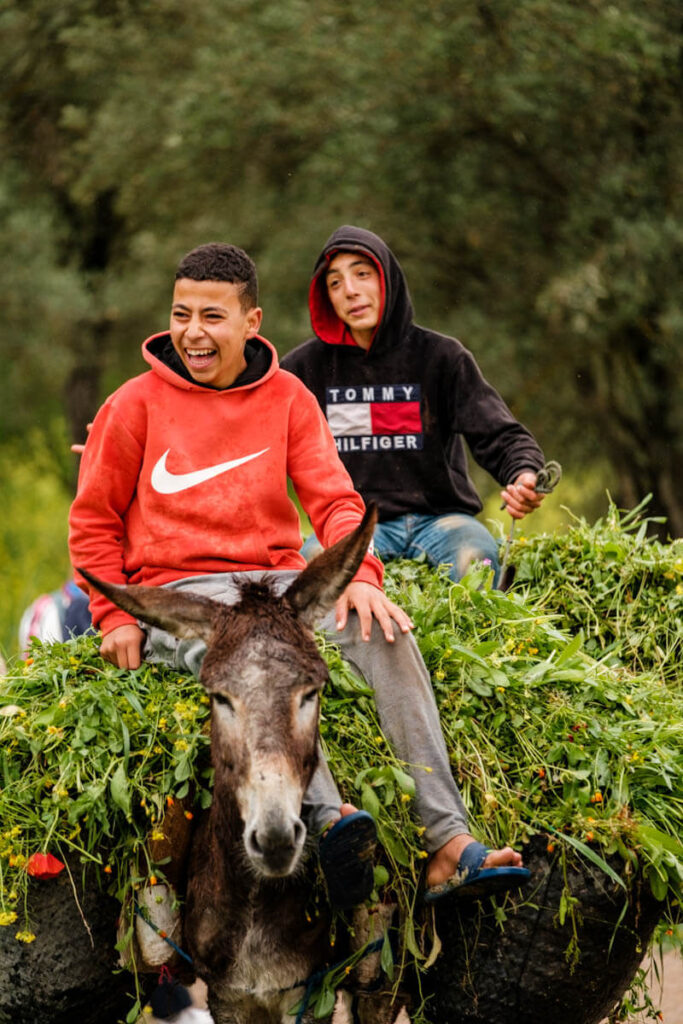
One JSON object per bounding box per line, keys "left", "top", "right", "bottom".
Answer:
{"left": 303, "top": 512, "right": 500, "bottom": 585}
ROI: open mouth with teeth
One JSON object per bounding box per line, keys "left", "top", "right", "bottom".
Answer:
{"left": 184, "top": 347, "right": 218, "bottom": 370}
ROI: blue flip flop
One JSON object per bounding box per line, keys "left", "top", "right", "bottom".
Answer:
{"left": 319, "top": 810, "right": 377, "bottom": 910}
{"left": 424, "top": 840, "right": 530, "bottom": 903}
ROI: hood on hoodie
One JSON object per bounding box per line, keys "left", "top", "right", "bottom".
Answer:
{"left": 141, "top": 331, "right": 278, "bottom": 392}
{"left": 309, "top": 226, "right": 414, "bottom": 355}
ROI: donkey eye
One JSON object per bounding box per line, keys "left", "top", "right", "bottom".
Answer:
{"left": 213, "top": 692, "right": 234, "bottom": 711}
{"left": 300, "top": 689, "right": 319, "bottom": 708}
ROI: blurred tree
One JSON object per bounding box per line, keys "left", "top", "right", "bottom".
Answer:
{"left": 0, "top": 0, "right": 680, "bottom": 532}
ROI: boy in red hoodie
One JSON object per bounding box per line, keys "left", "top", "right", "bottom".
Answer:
{"left": 69, "top": 242, "right": 527, "bottom": 904}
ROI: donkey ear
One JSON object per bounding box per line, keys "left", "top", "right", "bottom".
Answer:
{"left": 77, "top": 568, "right": 218, "bottom": 643}
{"left": 286, "top": 504, "right": 378, "bottom": 628}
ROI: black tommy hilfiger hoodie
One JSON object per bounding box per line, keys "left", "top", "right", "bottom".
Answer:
{"left": 280, "top": 225, "right": 544, "bottom": 522}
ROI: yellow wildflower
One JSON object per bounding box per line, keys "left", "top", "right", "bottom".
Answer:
{"left": 15, "top": 930, "right": 36, "bottom": 943}
{"left": 174, "top": 739, "right": 189, "bottom": 751}
{"left": 0, "top": 911, "right": 18, "bottom": 926}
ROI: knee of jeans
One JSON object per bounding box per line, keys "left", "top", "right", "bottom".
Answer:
{"left": 429, "top": 517, "right": 498, "bottom": 573}
{"left": 455, "top": 540, "right": 500, "bottom": 579}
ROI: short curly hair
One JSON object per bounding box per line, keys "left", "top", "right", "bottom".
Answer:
{"left": 175, "top": 243, "right": 258, "bottom": 311}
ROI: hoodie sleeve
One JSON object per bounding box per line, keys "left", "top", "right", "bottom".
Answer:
{"left": 284, "top": 378, "right": 384, "bottom": 589}
{"left": 449, "top": 347, "right": 544, "bottom": 485}
{"left": 68, "top": 398, "right": 145, "bottom": 634}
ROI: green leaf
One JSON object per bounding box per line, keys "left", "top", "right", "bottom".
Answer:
{"left": 636, "top": 824, "right": 683, "bottom": 859}
{"left": 125, "top": 1000, "right": 141, "bottom": 1023}
{"left": 402, "top": 917, "right": 423, "bottom": 959}
{"left": 645, "top": 865, "right": 668, "bottom": 901}
{"left": 390, "top": 766, "right": 416, "bottom": 797}
{"left": 122, "top": 689, "right": 145, "bottom": 716}
{"left": 110, "top": 763, "right": 132, "bottom": 819}
{"left": 466, "top": 674, "right": 493, "bottom": 697}
{"left": 373, "top": 865, "right": 389, "bottom": 889}
{"left": 379, "top": 828, "right": 411, "bottom": 867}
{"left": 314, "top": 984, "right": 336, "bottom": 1018}
{"left": 380, "top": 929, "right": 394, "bottom": 980}
{"left": 558, "top": 891, "right": 567, "bottom": 925}
{"left": 553, "top": 831, "right": 626, "bottom": 890}
{"left": 174, "top": 757, "right": 191, "bottom": 782}
{"left": 556, "top": 631, "right": 584, "bottom": 666}
{"left": 361, "top": 783, "right": 381, "bottom": 819}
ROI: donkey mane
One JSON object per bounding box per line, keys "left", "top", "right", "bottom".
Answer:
{"left": 201, "top": 579, "right": 327, "bottom": 687}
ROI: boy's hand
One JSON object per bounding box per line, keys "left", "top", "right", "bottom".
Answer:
{"left": 500, "top": 471, "right": 545, "bottom": 520}
{"left": 71, "top": 422, "right": 93, "bottom": 455}
{"left": 336, "top": 582, "right": 413, "bottom": 643}
{"left": 100, "top": 623, "right": 145, "bottom": 669}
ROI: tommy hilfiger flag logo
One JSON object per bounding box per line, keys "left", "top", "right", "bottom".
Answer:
{"left": 325, "top": 384, "right": 423, "bottom": 452}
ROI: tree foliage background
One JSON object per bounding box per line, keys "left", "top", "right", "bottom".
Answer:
{"left": 0, "top": 0, "right": 681, "bottom": 648}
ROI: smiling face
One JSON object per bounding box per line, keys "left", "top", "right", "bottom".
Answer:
{"left": 325, "top": 252, "right": 382, "bottom": 349}
{"left": 170, "top": 278, "right": 263, "bottom": 389}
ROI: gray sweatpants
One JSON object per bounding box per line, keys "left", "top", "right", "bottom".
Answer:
{"left": 143, "top": 571, "right": 469, "bottom": 852}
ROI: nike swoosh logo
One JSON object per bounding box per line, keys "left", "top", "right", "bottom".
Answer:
{"left": 151, "top": 448, "right": 270, "bottom": 495}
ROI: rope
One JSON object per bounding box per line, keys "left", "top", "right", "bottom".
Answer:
{"left": 293, "top": 937, "right": 384, "bottom": 1024}
{"left": 133, "top": 897, "right": 385, "bottom": 1021}
{"left": 499, "top": 461, "right": 562, "bottom": 578}
{"left": 533, "top": 460, "right": 562, "bottom": 495}
{"left": 133, "top": 898, "right": 194, "bottom": 966}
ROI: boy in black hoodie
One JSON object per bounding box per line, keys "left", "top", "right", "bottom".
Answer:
{"left": 281, "top": 226, "right": 547, "bottom": 584}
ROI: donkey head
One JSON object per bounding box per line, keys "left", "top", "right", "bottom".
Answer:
{"left": 78, "top": 505, "right": 377, "bottom": 879}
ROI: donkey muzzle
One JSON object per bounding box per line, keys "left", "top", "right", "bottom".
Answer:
{"left": 245, "top": 812, "right": 306, "bottom": 876}
{"left": 239, "top": 756, "right": 308, "bottom": 877}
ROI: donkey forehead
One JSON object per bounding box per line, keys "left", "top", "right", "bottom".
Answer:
{"left": 200, "top": 627, "right": 327, "bottom": 697}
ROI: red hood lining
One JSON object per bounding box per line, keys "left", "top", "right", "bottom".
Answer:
{"left": 309, "top": 249, "right": 386, "bottom": 348}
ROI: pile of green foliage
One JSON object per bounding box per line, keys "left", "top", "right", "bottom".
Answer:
{"left": 509, "top": 498, "right": 682, "bottom": 684}
{"left": 0, "top": 503, "right": 681, "bottom": 1018}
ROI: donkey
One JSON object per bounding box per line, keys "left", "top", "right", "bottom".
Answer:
{"left": 78, "top": 506, "right": 377, "bottom": 1024}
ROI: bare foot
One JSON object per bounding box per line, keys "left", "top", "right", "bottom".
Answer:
{"left": 426, "top": 833, "right": 523, "bottom": 889}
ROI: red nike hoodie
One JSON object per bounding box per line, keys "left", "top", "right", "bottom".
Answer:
{"left": 69, "top": 331, "right": 383, "bottom": 635}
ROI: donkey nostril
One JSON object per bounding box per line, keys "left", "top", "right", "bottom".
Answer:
{"left": 293, "top": 819, "right": 305, "bottom": 846}
{"left": 248, "top": 830, "right": 263, "bottom": 855}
